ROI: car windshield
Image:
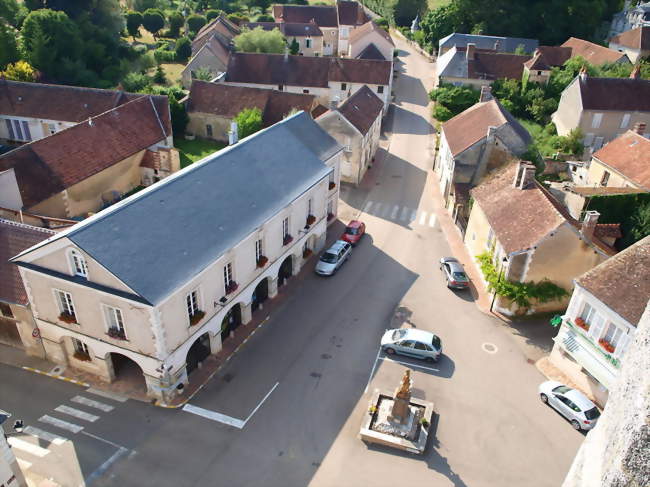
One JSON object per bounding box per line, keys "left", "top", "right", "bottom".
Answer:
{"left": 391, "top": 329, "right": 407, "bottom": 340}
{"left": 452, "top": 272, "right": 467, "bottom": 281}
{"left": 430, "top": 335, "right": 441, "bottom": 349}
{"left": 345, "top": 227, "right": 359, "bottom": 235}
{"left": 552, "top": 385, "right": 572, "bottom": 394}
{"left": 320, "top": 252, "right": 338, "bottom": 264}
{"left": 584, "top": 407, "right": 600, "bottom": 420}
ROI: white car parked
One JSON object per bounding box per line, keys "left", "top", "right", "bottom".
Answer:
{"left": 538, "top": 381, "right": 601, "bottom": 431}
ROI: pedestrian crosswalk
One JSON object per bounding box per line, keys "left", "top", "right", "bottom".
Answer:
{"left": 362, "top": 200, "right": 437, "bottom": 227}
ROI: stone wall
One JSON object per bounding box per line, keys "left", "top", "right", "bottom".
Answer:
{"left": 562, "top": 301, "right": 650, "bottom": 487}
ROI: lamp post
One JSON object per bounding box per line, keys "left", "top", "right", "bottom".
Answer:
{"left": 489, "top": 257, "right": 508, "bottom": 314}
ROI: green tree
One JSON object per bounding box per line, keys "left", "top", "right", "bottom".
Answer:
{"left": 175, "top": 36, "right": 192, "bottom": 61}
{"left": 126, "top": 10, "right": 143, "bottom": 39}
{"left": 374, "top": 17, "right": 389, "bottom": 31}
{"left": 0, "top": 60, "right": 37, "bottom": 81}
{"left": 193, "top": 66, "right": 214, "bottom": 81}
{"left": 206, "top": 9, "right": 222, "bottom": 22}
{"left": 428, "top": 83, "right": 480, "bottom": 118}
{"left": 255, "top": 13, "right": 274, "bottom": 22}
{"left": 187, "top": 13, "right": 206, "bottom": 34}
{"left": 630, "top": 201, "right": 650, "bottom": 242}
{"left": 227, "top": 13, "right": 249, "bottom": 25}
{"left": 167, "top": 11, "right": 183, "bottom": 37}
{"left": 134, "top": 0, "right": 159, "bottom": 12}
{"left": 419, "top": 3, "right": 466, "bottom": 50}
{"left": 121, "top": 71, "right": 152, "bottom": 92}
{"left": 234, "top": 27, "right": 285, "bottom": 53}
{"left": 0, "top": 21, "right": 19, "bottom": 68}
{"left": 0, "top": 0, "right": 19, "bottom": 25}
{"left": 234, "top": 107, "right": 263, "bottom": 139}
{"left": 142, "top": 8, "right": 165, "bottom": 39}
{"left": 23, "top": 0, "right": 44, "bottom": 10}
{"left": 393, "top": 0, "right": 426, "bottom": 27}
{"left": 153, "top": 64, "right": 167, "bottom": 84}
{"left": 289, "top": 36, "right": 299, "bottom": 55}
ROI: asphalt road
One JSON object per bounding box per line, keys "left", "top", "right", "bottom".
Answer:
{"left": 1, "top": 37, "right": 583, "bottom": 487}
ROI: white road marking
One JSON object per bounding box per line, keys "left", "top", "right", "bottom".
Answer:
{"left": 428, "top": 214, "right": 437, "bottom": 227}
{"left": 86, "top": 388, "right": 128, "bottom": 403}
{"left": 364, "top": 201, "right": 374, "bottom": 213}
{"left": 23, "top": 426, "right": 67, "bottom": 446}
{"left": 379, "top": 357, "right": 440, "bottom": 372}
{"left": 54, "top": 405, "right": 99, "bottom": 423}
{"left": 85, "top": 446, "right": 129, "bottom": 485}
{"left": 71, "top": 395, "right": 114, "bottom": 412}
{"left": 364, "top": 348, "right": 383, "bottom": 394}
{"left": 17, "top": 459, "right": 32, "bottom": 470}
{"left": 399, "top": 207, "right": 410, "bottom": 221}
{"left": 374, "top": 202, "right": 383, "bottom": 216}
{"left": 390, "top": 205, "right": 399, "bottom": 219}
{"left": 8, "top": 437, "right": 50, "bottom": 457}
{"left": 244, "top": 382, "right": 280, "bottom": 424}
{"left": 38, "top": 415, "right": 83, "bottom": 434}
{"left": 419, "top": 211, "right": 427, "bottom": 225}
{"left": 81, "top": 431, "right": 126, "bottom": 449}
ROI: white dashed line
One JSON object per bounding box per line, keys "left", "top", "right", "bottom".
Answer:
{"left": 419, "top": 211, "right": 427, "bottom": 224}
{"left": 54, "top": 405, "right": 99, "bottom": 423}
{"left": 428, "top": 214, "right": 437, "bottom": 227}
{"left": 39, "top": 415, "right": 84, "bottom": 434}
{"left": 390, "top": 205, "right": 399, "bottom": 219}
{"left": 374, "top": 202, "right": 383, "bottom": 216}
{"left": 410, "top": 209, "right": 417, "bottom": 221}
{"left": 364, "top": 201, "right": 374, "bottom": 213}
{"left": 23, "top": 426, "right": 68, "bottom": 445}
{"left": 399, "top": 207, "right": 410, "bottom": 221}
{"left": 86, "top": 388, "right": 128, "bottom": 403}
{"left": 71, "top": 395, "right": 114, "bottom": 412}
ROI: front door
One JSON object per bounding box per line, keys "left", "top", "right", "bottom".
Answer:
{"left": 221, "top": 305, "right": 241, "bottom": 342}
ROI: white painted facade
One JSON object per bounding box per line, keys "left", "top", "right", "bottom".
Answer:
{"left": 0, "top": 115, "right": 76, "bottom": 144}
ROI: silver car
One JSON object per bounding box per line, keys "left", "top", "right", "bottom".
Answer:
{"left": 315, "top": 240, "right": 352, "bottom": 276}
{"left": 538, "top": 381, "right": 601, "bottom": 431}
{"left": 439, "top": 257, "right": 469, "bottom": 290}
{"left": 381, "top": 328, "right": 442, "bottom": 362}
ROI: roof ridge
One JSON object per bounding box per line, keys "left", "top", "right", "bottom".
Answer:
{"left": 0, "top": 218, "right": 56, "bottom": 235}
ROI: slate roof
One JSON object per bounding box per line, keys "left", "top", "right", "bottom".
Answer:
{"left": 441, "top": 99, "right": 531, "bottom": 156}
{"left": 0, "top": 219, "right": 55, "bottom": 305}
{"left": 356, "top": 42, "right": 387, "bottom": 60}
{"left": 524, "top": 46, "right": 572, "bottom": 70}
{"left": 273, "top": 5, "right": 338, "bottom": 27}
{"left": 193, "top": 15, "right": 240, "bottom": 52}
{"left": 337, "top": 85, "right": 383, "bottom": 134}
{"left": 17, "top": 113, "right": 341, "bottom": 305}
{"left": 592, "top": 131, "right": 650, "bottom": 190}
{"left": 349, "top": 20, "right": 394, "bottom": 46}
{"left": 337, "top": 1, "right": 369, "bottom": 26}
{"left": 561, "top": 37, "right": 628, "bottom": 65}
{"left": 225, "top": 52, "right": 391, "bottom": 87}
{"left": 0, "top": 96, "right": 169, "bottom": 208}
{"left": 243, "top": 21, "right": 323, "bottom": 37}
{"left": 187, "top": 81, "right": 316, "bottom": 126}
{"left": 0, "top": 80, "right": 170, "bottom": 132}
{"left": 577, "top": 75, "right": 650, "bottom": 111}
{"left": 576, "top": 235, "right": 650, "bottom": 326}
{"left": 438, "top": 33, "right": 538, "bottom": 54}
{"left": 610, "top": 26, "right": 650, "bottom": 50}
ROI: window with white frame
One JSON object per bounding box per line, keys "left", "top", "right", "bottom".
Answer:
{"left": 223, "top": 262, "right": 233, "bottom": 288}
{"left": 580, "top": 302, "right": 595, "bottom": 323}
{"left": 591, "top": 113, "right": 603, "bottom": 128}
{"left": 620, "top": 113, "right": 631, "bottom": 129}
{"left": 255, "top": 238, "right": 263, "bottom": 261}
{"left": 103, "top": 305, "right": 125, "bottom": 336}
{"left": 72, "top": 338, "right": 89, "bottom": 355}
{"left": 4, "top": 119, "right": 32, "bottom": 142}
{"left": 282, "top": 217, "right": 290, "bottom": 238}
{"left": 55, "top": 290, "right": 76, "bottom": 319}
{"left": 603, "top": 322, "right": 624, "bottom": 349}
{"left": 377, "top": 86, "right": 384, "bottom": 94}
{"left": 305, "top": 38, "right": 312, "bottom": 48}
{"left": 186, "top": 290, "right": 199, "bottom": 319}
{"left": 486, "top": 228, "right": 496, "bottom": 251}
{"left": 69, "top": 249, "right": 88, "bottom": 278}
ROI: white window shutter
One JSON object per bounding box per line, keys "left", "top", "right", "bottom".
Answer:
{"left": 589, "top": 314, "right": 605, "bottom": 340}
{"left": 615, "top": 331, "right": 632, "bottom": 359}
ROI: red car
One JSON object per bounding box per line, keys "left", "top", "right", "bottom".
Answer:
{"left": 341, "top": 220, "right": 366, "bottom": 245}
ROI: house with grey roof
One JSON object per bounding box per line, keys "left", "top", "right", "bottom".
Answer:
{"left": 10, "top": 112, "right": 343, "bottom": 403}
{"left": 437, "top": 33, "right": 538, "bottom": 58}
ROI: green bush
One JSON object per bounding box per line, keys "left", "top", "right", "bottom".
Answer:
{"left": 587, "top": 193, "right": 650, "bottom": 250}
{"left": 121, "top": 71, "right": 152, "bottom": 92}
{"left": 432, "top": 104, "right": 453, "bottom": 121}
{"left": 154, "top": 48, "right": 176, "bottom": 63}
{"left": 234, "top": 107, "right": 263, "bottom": 139}
{"left": 175, "top": 36, "right": 192, "bottom": 62}
{"left": 187, "top": 13, "right": 207, "bottom": 33}
{"left": 206, "top": 9, "right": 222, "bottom": 21}
{"left": 167, "top": 11, "right": 183, "bottom": 37}
{"left": 428, "top": 83, "right": 480, "bottom": 119}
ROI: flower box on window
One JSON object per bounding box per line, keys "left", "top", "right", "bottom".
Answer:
{"left": 107, "top": 327, "right": 127, "bottom": 340}
{"left": 306, "top": 214, "right": 316, "bottom": 226}
{"left": 58, "top": 311, "right": 77, "bottom": 324}
{"left": 256, "top": 255, "right": 268, "bottom": 268}
{"left": 283, "top": 234, "right": 293, "bottom": 246}
{"left": 73, "top": 351, "right": 91, "bottom": 362}
{"left": 574, "top": 317, "right": 589, "bottom": 331}
{"left": 303, "top": 248, "right": 313, "bottom": 259}
{"left": 225, "top": 281, "right": 239, "bottom": 294}
{"left": 598, "top": 338, "right": 615, "bottom": 354}
{"left": 189, "top": 310, "right": 205, "bottom": 326}
{"left": 327, "top": 212, "right": 334, "bottom": 221}
{"left": 328, "top": 181, "right": 336, "bottom": 190}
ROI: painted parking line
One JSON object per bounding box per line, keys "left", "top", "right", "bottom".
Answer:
{"left": 374, "top": 202, "right": 383, "bottom": 217}
{"left": 428, "top": 214, "right": 437, "bottom": 227}
{"left": 38, "top": 415, "right": 83, "bottom": 434}
{"left": 364, "top": 348, "right": 383, "bottom": 394}
{"left": 85, "top": 446, "right": 129, "bottom": 486}
{"left": 8, "top": 437, "right": 50, "bottom": 458}
{"left": 419, "top": 211, "right": 427, "bottom": 225}
{"left": 410, "top": 209, "right": 418, "bottom": 221}
{"left": 390, "top": 205, "right": 399, "bottom": 219}
{"left": 364, "top": 201, "right": 374, "bottom": 213}
{"left": 399, "top": 207, "right": 410, "bottom": 221}
{"left": 54, "top": 405, "right": 99, "bottom": 423}
{"left": 86, "top": 388, "right": 128, "bottom": 403}
{"left": 379, "top": 357, "right": 440, "bottom": 372}
{"left": 71, "top": 395, "right": 114, "bottom": 412}
{"left": 23, "top": 426, "right": 67, "bottom": 446}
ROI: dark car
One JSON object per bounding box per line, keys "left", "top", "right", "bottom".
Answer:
{"left": 340, "top": 220, "right": 366, "bottom": 246}
{"left": 439, "top": 257, "right": 469, "bottom": 290}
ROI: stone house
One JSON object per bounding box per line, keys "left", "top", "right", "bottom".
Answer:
{"left": 551, "top": 68, "right": 650, "bottom": 151}
{"left": 0, "top": 96, "right": 179, "bottom": 220}
{"left": 560, "top": 37, "right": 629, "bottom": 65}
{"left": 549, "top": 235, "right": 649, "bottom": 407}
{"left": 609, "top": 0, "right": 650, "bottom": 38}
{"left": 435, "top": 87, "right": 531, "bottom": 220}
{"left": 10, "top": 113, "right": 343, "bottom": 404}
{"left": 437, "top": 33, "right": 538, "bottom": 58}
{"left": 522, "top": 46, "right": 572, "bottom": 85}
{"left": 316, "top": 85, "right": 383, "bottom": 185}
{"left": 185, "top": 81, "right": 318, "bottom": 141}
{"left": 436, "top": 43, "right": 531, "bottom": 88}
{"left": 609, "top": 26, "right": 650, "bottom": 63}
{"left": 464, "top": 162, "right": 615, "bottom": 315}
{"left": 244, "top": 21, "right": 324, "bottom": 56}
{"left": 347, "top": 21, "right": 394, "bottom": 61}
{"left": 220, "top": 52, "right": 392, "bottom": 110}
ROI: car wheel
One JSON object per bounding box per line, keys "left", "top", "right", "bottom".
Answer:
{"left": 425, "top": 356, "right": 436, "bottom": 363}
{"left": 385, "top": 347, "right": 396, "bottom": 355}
{"left": 540, "top": 393, "right": 548, "bottom": 404}
{"left": 571, "top": 420, "right": 581, "bottom": 431}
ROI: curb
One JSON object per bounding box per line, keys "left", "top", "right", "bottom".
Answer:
{"left": 22, "top": 366, "right": 90, "bottom": 388}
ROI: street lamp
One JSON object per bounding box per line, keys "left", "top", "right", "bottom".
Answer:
{"left": 489, "top": 257, "right": 508, "bottom": 314}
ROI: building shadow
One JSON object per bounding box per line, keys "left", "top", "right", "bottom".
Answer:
{"left": 393, "top": 73, "right": 431, "bottom": 107}
{"left": 424, "top": 414, "right": 469, "bottom": 486}
{"left": 389, "top": 105, "right": 433, "bottom": 136}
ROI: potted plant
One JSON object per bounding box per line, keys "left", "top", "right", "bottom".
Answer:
{"left": 420, "top": 417, "right": 429, "bottom": 428}
{"left": 107, "top": 327, "right": 127, "bottom": 340}
{"left": 189, "top": 310, "right": 205, "bottom": 326}
{"left": 368, "top": 405, "right": 377, "bottom": 415}
{"left": 58, "top": 311, "right": 77, "bottom": 324}
{"left": 598, "top": 338, "right": 615, "bottom": 353}
{"left": 328, "top": 181, "right": 336, "bottom": 190}
{"left": 574, "top": 317, "right": 589, "bottom": 331}
{"left": 256, "top": 255, "right": 268, "bottom": 268}
{"left": 73, "top": 350, "right": 91, "bottom": 361}
{"left": 306, "top": 214, "right": 316, "bottom": 226}
{"left": 225, "top": 281, "right": 239, "bottom": 294}
{"left": 303, "top": 248, "right": 312, "bottom": 258}
{"left": 327, "top": 212, "right": 334, "bottom": 221}
{"left": 283, "top": 234, "right": 293, "bottom": 246}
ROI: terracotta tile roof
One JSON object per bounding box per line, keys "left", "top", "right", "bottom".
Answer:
{"left": 0, "top": 219, "right": 54, "bottom": 305}
{"left": 337, "top": 85, "right": 383, "bottom": 134}
{"left": 356, "top": 42, "right": 387, "bottom": 60}
{"left": 561, "top": 37, "right": 628, "bottom": 65}
{"left": 311, "top": 104, "right": 329, "bottom": 118}
{"left": 243, "top": 21, "right": 323, "bottom": 36}
{"left": 0, "top": 96, "right": 169, "bottom": 208}
{"left": 610, "top": 26, "right": 650, "bottom": 50}
{"left": 0, "top": 80, "right": 170, "bottom": 133}
{"left": 140, "top": 150, "right": 160, "bottom": 170}
{"left": 576, "top": 235, "right": 650, "bottom": 325}
{"left": 187, "top": 81, "right": 316, "bottom": 126}
{"left": 577, "top": 75, "right": 650, "bottom": 111}
{"left": 349, "top": 20, "right": 394, "bottom": 46}
{"left": 570, "top": 186, "right": 647, "bottom": 196}
{"left": 594, "top": 223, "right": 623, "bottom": 239}
{"left": 273, "top": 5, "right": 338, "bottom": 27}
{"left": 337, "top": 1, "right": 369, "bottom": 26}
{"left": 468, "top": 52, "right": 531, "bottom": 80}
{"left": 592, "top": 131, "right": 650, "bottom": 190}
{"left": 195, "top": 15, "right": 239, "bottom": 44}
{"left": 524, "top": 46, "right": 572, "bottom": 70}
{"left": 441, "top": 99, "right": 530, "bottom": 156}
{"left": 225, "top": 52, "right": 391, "bottom": 87}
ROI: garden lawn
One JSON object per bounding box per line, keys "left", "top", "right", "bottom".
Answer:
{"left": 428, "top": 0, "right": 450, "bottom": 10}
{"left": 174, "top": 137, "right": 226, "bottom": 168}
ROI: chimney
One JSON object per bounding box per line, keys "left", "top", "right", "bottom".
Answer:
{"left": 466, "top": 43, "right": 476, "bottom": 61}
{"left": 479, "top": 85, "right": 493, "bottom": 102}
{"left": 630, "top": 64, "right": 641, "bottom": 79}
{"left": 228, "top": 121, "right": 238, "bottom": 145}
{"left": 633, "top": 122, "right": 646, "bottom": 136}
{"left": 581, "top": 210, "right": 600, "bottom": 242}
{"left": 513, "top": 161, "right": 536, "bottom": 189}
{"left": 579, "top": 65, "right": 588, "bottom": 81}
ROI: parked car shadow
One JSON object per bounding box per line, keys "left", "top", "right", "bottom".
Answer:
{"left": 379, "top": 351, "right": 455, "bottom": 380}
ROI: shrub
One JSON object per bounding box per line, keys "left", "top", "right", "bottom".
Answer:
{"left": 142, "top": 8, "right": 165, "bottom": 38}
{"left": 175, "top": 36, "right": 192, "bottom": 62}
{"left": 153, "top": 64, "right": 167, "bottom": 84}
{"left": 255, "top": 13, "right": 275, "bottom": 22}
{"left": 206, "top": 9, "right": 222, "bottom": 21}
{"left": 121, "top": 72, "right": 152, "bottom": 92}
{"left": 126, "top": 11, "right": 143, "bottom": 39}
{"left": 154, "top": 48, "right": 176, "bottom": 63}
{"left": 432, "top": 104, "right": 453, "bottom": 121}
{"left": 187, "top": 14, "right": 207, "bottom": 33}
{"left": 227, "top": 13, "right": 249, "bottom": 25}
{"left": 189, "top": 310, "right": 206, "bottom": 326}
{"left": 167, "top": 11, "right": 184, "bottom": 37}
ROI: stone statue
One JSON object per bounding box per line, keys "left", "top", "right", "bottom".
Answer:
{"left": 390, "top": 370, "right": 412, "bottom": 424}
{"left": 395, "top": 370, "right": 411, "bottom": 398}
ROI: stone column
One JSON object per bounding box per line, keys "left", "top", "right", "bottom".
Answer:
{"left": 268, "top": 277, "right": 278, "bottom": 299}
{"left": 315, "top": 232, "right": 327, "bottom": 253}
{"left": 209, "top": 332, "right": 222, "bottom": 354}
{"left": 240, "top": 302, "right": 252, "bottom": 325}
{"left": 293, "top": 254, "right": 303, "bottom": 276}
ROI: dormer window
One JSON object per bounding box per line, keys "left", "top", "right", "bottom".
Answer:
{"left": 69, "top": 249, "right": 88, "bottom": 278}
